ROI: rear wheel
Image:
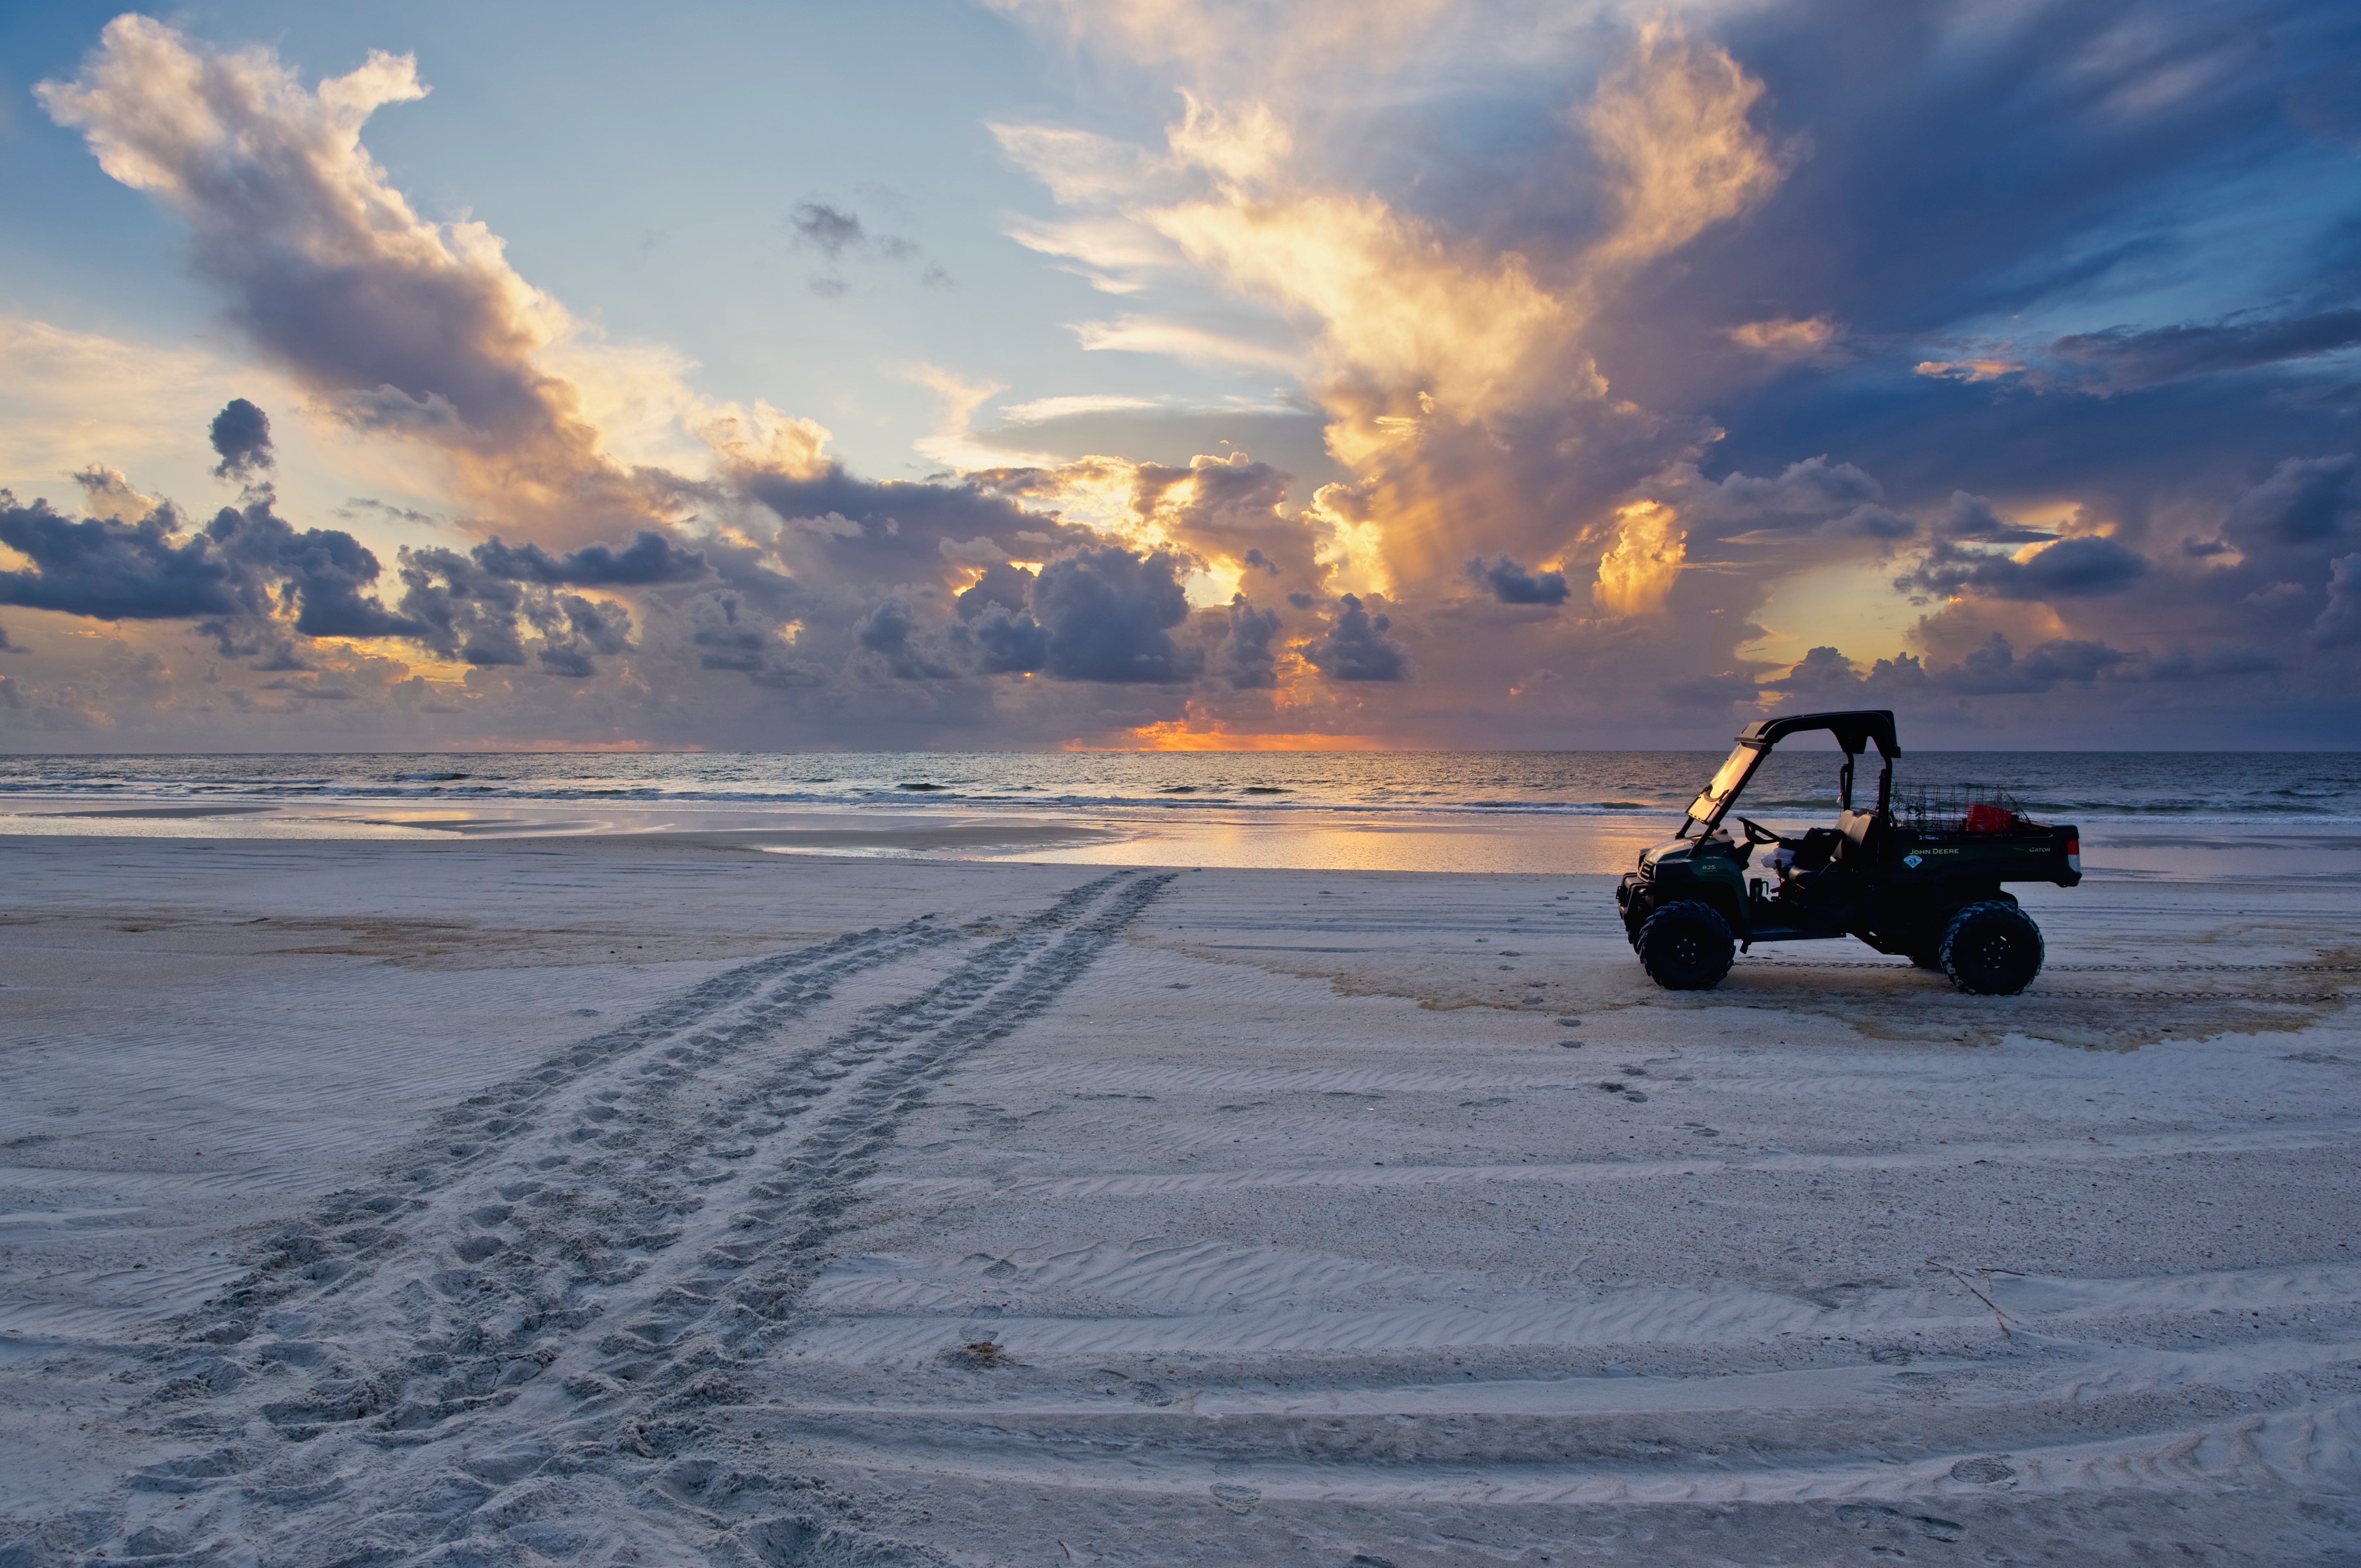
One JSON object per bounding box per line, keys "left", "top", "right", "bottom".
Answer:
{"left": 1636, "top": 900, "right": 1735, "bottom": 991}
{"left": 1939, "top": 901, "right": 2044, "bottom": 994}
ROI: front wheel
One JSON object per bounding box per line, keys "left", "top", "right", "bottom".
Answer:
{"left": 1636, "top": 900, "right": 1735, "bottom": 991}
{"left": 1940, "top": 902, "right": 2044, "bottom": 994}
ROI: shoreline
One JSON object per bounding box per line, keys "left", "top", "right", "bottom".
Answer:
{"left": 6, "top": 793, "right": 2361, "bottom": 880}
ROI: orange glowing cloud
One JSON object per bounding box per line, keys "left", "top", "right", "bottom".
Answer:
{"left": 1076, "top": 710, "right": 1388, "bottom": 751}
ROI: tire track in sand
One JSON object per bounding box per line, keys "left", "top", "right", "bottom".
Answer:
{"left": 47, "top": 870, "right": 1168, "bottom": 1568}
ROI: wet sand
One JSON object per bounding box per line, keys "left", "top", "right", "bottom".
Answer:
{"left": 1, "top": 832, "right": 2356, "bottom": 1564}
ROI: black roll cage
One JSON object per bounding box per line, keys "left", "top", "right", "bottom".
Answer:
{"left": 1678, "top": 709, "right": 1903, "bottom": 839}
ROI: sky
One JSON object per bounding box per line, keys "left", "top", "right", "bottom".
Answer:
{"left": 1, "top": 0, "right": 2357, "bottom": 752}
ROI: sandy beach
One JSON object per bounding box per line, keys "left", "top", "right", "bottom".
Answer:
{"left": 2, "top": 827, "right": 2357, "bottom": 1565}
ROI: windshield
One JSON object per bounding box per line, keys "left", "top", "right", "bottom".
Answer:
{"left": 1682, "top": 742, "right": 1763, "bottom": 835}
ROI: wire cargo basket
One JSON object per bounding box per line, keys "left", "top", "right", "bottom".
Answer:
{"left": 1894, "top": 783, "right": 2038, "bottom": 834}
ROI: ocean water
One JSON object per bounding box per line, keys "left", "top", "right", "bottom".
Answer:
{"left": 1, "top": 749, "right": 2355, "bottom": 826}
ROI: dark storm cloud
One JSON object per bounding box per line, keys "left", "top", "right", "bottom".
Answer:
{"left": 1030, "top": 546, "right": 1203, "bottom": 683}
{"left": 1897, "top": 534, "right": 2150, "bottom": 601}
{"left": 0, "top": 496, "right": 250, "bottom": 621}
{"left": 2315, "top": 555, "right": 2361, "bottom": 646}
{"left": 206, "top": 495, "right": 420, "bottom": 639}
{"left": 388, "top": 538, "right": 643, "bottom": 675}
{"left": 529, "top": 594, "right": 633, "bottom": 678}
{"left": 1465, "top": 555, "right": 1570, "bottom": 606}
{"left": 2049, "top": 309, "right": 2361, "bottom": 392}
{"left": 854, "top": 597, "right": 915, "bottom": 653}
{"left": 1216, "top": 595, "right": 1283, "bottom": 689}
{"left": 741, "top": 466, "right": 1093, "bottom": 580}
{"left": 960, "top": 603, "right": 1051, "bottom": 675}
{"left": 949, "top": 562, "right": 1050, "bottom": 674}
{"left": 469, "top": 531, "right": 710, "bottom": 586}
{"left": 395, "top": 547, "right": 528, "bottom": 666}
{"left": 1304, "top": 594, "right": 1407, "bottom": 683}
{"left": 1934, "top": 493, "right": 2056, "bottom": 546}
{"left": 2224, "top": 454, "right": 2360, "bottom": 548}
{"left": 1760, "top": 631, "right": 2284, "bottom": 703}
{"left": 0, "top": 488, "right": 414, "bottom": 641}
{"left": 1661, "top": 672, "right": 1764, "bottom": 710}
{"left": 955, "top": 562, "right": 1036, "bottom": 620}
{"left": 852, "top": 598, "right": 959, "bottom": 681}
{"left": 209, "top": 398, "right": 274, "bottom": 480}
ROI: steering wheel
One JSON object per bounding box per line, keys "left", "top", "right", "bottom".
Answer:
{"left": 1734, "top": 816, "right": 1783, "bottom": 847}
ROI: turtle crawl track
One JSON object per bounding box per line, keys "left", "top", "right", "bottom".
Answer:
{"left": 13, "top": 869, "right": 1171, "bottom": 1568}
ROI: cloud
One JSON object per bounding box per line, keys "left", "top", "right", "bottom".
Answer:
{"left": 1728, "top": 316, "right": 1841, "bottom": 358}
{"left": 1465, "top": 554, "right": 1569, "bottom": 605}
{"left": 1935, "top": 492, "right": 2058, "bottom": 544}
{"left": 208, "top": 398, "right": 273, "bottom": 480}
{"left": 962, "top": 603, "right": 1051, "bottom": 675}
{"left": 22, "top": 5, "right": 2361, "bottom": 748}
{"left": 1898, "top": 533, "right": 2151, "bottom": 600}
{"left": 39, "top": 17, "right": 684, "bottom": 544}
{"left": 1031, "top": 545, "right": 1204, "bottom": 682}
{"left": 0, "top": 496, "right": 250, "bottom": 621}
{"left": 1071, "top": 316, "right": 1306, "bottom": 375}
{"left": 1913, "top": 359, "right": 2026, "bottom": 384}
{"left": 788, "top": 201, "right": 939, "bottom": 295}
{"left": 790, "top": 203, "right": 868, "bottom": 260}
{"left": 2225, "top": 454, "right": 2359, "bottom": 548}
{"left": 0, "top": 476, "right": 421, "bottom": 646}
{"left": 1303, "top": 592, "right": 1406, "bottom": 681}
{"left": 1593, "top": 501, "right": 1686, "bottom": 616}
{"left": 1579, "top": 20, "right": 1786, "bottom": 269}
{"left": 74, "top": 467, "right": 156, "bottom": 523}
{"left": 1216, "top": 593, "right": 1283, "bottom": 687}
{"left": 2315, "top": 553, "right": 2361, "bottom": 647}
{"left": 469, "top": 531, "right": 710, "bottom": 586}
{"left": 997, "top": 394, "right": 1162, "bottom": 424}
{"left": 2048, "top": 308, "right": 2361, "bottom": 391}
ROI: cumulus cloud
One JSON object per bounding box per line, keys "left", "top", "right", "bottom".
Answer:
{"left": 1465, "top": 554, "right": 1569, "bottom": 606}
{"left": 39, "top": 17, "right": 685, "bottom": 544}
{"left": 1898, "top": 533, "right": 2152, "bottom": 601}
{"left": 1031, "top": 546, "right": 1204, "bottom": 682}
{"left": 2225, "top": 454, "right": 2359, "bottom": 548}
{"left": 0, "top": 497, "right": 252, "bottom": 622}
{"left": 208, "top": 398, "right": 273, "bottom": 480}
{"left": 1304, "top": 593, "right": 1406, "bottom": 681}
{"left": 1216, "top": 593, "right": 1283, "bottom": 687}
{"left": 2316, "top": 554, "right": 2361, "bottom": 647}
{"left": 469, "top": 531, "right": 709, "bottom": 587}
{"left": 74, "top": 466, "right": 156, "bottom": 523}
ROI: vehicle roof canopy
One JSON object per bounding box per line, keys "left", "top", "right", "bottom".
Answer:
{"left": 1736, "top": 709, "right": 1900, "bottom": 759}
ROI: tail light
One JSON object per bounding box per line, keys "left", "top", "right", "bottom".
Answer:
{"left": 2065, "top": 834, "right": 2081, "bottom": 873}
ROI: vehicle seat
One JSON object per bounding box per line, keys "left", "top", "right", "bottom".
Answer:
{"left": 1831, "top": 808, "right": 1883, "bottom": 864}
{"left": 1787, "top": 828, "right": 1842, "bottom": 872}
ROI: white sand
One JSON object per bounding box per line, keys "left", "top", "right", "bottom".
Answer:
{"left": 1, "top": 831, "right": 2357, "bottom": 1565}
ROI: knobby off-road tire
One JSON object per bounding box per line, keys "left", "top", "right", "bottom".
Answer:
{"left": 1636, "top": 900, "right": 1735, "bottom": 990}
{"left": 1939, "top": 900, "right": 2045, "bottom": 994}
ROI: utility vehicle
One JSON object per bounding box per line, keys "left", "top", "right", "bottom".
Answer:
{"left": 1615, "top": 710, "right": 2080, "bottom": 994}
